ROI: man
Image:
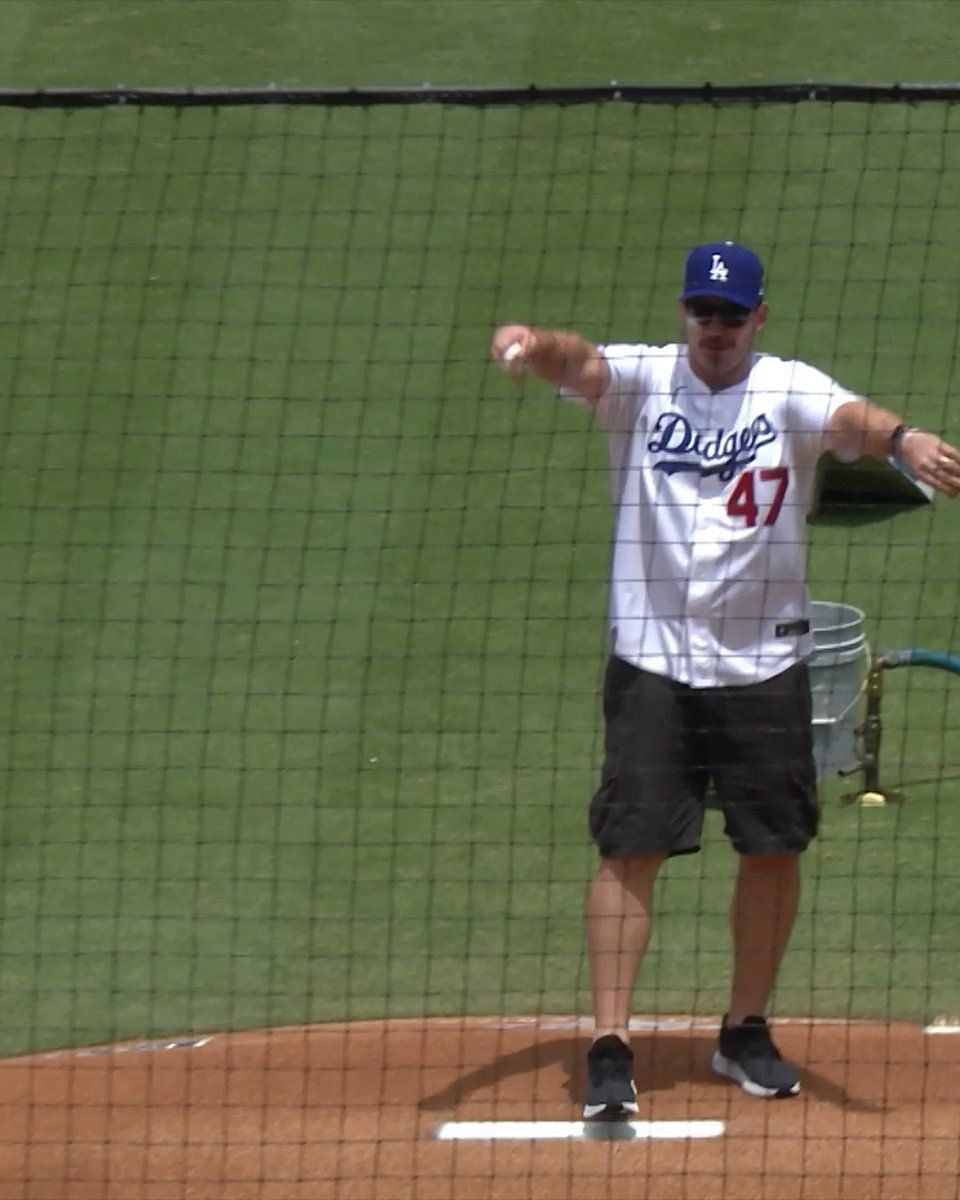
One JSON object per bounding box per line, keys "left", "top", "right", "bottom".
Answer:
{"left": 489, "top": 242, "right": 960, "bottom": 1118}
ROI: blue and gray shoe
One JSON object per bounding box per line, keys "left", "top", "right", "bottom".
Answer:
{"left": 583, "top": 1034, "right": 639, "bottom": 1119}
{"left": 711, "top": 1014, "right": 800, "bottom": 1098}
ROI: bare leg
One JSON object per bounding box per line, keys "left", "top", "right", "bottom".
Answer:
{"left": 585, "top": 853, "right": 667, "bottom": 1042}
{"left": 728, "top": 852, "right": 800, "bottom": 1025}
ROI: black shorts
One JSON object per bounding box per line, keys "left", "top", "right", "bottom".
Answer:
{"left": 589, "top": 656, "right": 819, "bottom": 859}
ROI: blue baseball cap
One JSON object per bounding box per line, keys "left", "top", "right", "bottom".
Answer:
{"left": 680, "top": 241, "right": 764, "bottom": 309}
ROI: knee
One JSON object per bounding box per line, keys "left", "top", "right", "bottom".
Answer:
{"left": 738, "top": 852, "right": 799, "bottom": 877}
{"left": 597, "top": 852, "right": 668, "bottom": 885}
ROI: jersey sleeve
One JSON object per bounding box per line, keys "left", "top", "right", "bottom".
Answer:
{"left": 784, "top": 360, "right": 859, "bottom": 463}
{"left": 565, "top": 343, "right": 650, "bottom": 432}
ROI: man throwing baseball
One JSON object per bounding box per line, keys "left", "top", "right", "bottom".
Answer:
{"left": 489, "top": 241, "right": 960, "bottom": 1118}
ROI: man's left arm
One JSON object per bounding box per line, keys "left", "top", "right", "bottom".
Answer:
{"left": 827, "top": 398, "right": 960, "bottom": 499}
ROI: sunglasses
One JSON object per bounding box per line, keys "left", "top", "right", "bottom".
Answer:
{"left": 684, "top": 299, "right": 754, "bottom": 329}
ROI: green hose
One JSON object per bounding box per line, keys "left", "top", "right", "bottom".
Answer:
{"left": 876, "top": 649, "right": 960, "bottom": 675}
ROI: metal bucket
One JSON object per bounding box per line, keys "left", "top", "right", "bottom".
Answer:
{"left": 809, "top": 600, "right": 868, "bottom": 777}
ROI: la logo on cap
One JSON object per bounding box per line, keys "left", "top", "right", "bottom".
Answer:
{"left": 709, "top": 254, "right": 729, "bottom": 282}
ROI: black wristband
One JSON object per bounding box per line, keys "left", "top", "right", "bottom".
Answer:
{"left": 889, "top": 423, "right": 917, "bottom": 459}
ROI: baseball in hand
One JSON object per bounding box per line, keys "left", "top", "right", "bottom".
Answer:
{"left": 497, "top": 341, "right": 532, "bottom": 379}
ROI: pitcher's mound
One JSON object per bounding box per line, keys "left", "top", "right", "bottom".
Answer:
{"left": 0, "top": 1016, "right": 957, "bottom": 1199}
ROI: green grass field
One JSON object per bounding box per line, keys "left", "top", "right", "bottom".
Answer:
{"left": 0, "top": 3, "right": 959, "bottom": 1057}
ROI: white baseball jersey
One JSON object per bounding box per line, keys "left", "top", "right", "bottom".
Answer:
{"left": 576, "top": 344, "right": 855, "bottom": 687}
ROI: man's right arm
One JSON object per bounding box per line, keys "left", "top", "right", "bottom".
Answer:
{"left": 489, "top": 323, "right": 610, "bottom": 403}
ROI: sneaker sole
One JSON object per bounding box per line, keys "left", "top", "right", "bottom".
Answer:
{"left": 582, "top": 1097, "right": 639, "bottom": 1120}
{"left": 710, "top": 1050, "right": 800, "bottom": 1099}
{"left": 583, "top": 1082, "right": 639, "bottom": 1120}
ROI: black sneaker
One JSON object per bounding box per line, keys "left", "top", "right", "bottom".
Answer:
{"left": 583, "top": 1034, "right": 639, "bottom": 1119}
{"left": 710, "top": 1015, "right": 800, "bottom": 1099}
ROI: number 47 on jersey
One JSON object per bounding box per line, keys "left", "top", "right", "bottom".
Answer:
{"left": 726, "top": 467, "right": 789, "bottom": 527}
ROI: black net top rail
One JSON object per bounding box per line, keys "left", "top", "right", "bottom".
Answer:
{"left": 3, "top": 82, "right": 960, "bottom": 109}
